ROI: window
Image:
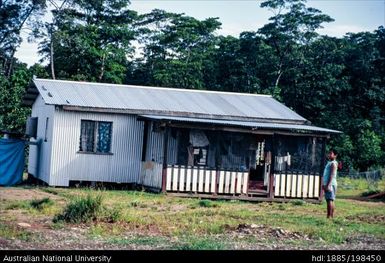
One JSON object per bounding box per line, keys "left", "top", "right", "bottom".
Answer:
{"left": 194, "top": 147, "right": 208, "bottom": 166}
{"left": 79, "top": 120, "right": 112, "bottom": 153}
{"left": 44, "top": 117, "right": 49, "bottom": 142}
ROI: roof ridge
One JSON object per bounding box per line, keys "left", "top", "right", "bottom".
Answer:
{"left": 34, "top": 78, "right": 272, "bottom": 98}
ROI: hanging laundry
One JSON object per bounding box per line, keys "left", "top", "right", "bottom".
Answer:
{"left": 189, "top": 130, "right": 209, "bottom": 147}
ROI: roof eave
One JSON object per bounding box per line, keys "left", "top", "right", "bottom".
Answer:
{"left": 60, "top": 105, "right": 308, "bottom": 125}
{"left": 21, "top": 81, "right": 39, "bottom": 107}
{"left": 138, "top": 115, "right": 342, "bottom": 136}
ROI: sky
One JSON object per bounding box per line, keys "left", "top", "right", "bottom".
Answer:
{"left": 14, "top": 0, "right": 385, "bottom": 66}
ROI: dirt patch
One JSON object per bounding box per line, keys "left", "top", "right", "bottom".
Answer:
{"left": 0, "top": 221, "right": 169, "bottom": 250}
{"left": 226, "top": 224, "right": 385, "bottom": 250}
{"left": 170, "top": 204, "right": 187, "bottom": 212}
{"left": 1, "top": 209, "right": 54, "bottom": 232}
{"left": 347, "top": 197, "right": 385, "bottom": 205}
{"left": 338, "top": 235, "right": 385, "bottom": 250}
{"left": 346, "top": 214, "right": 385, "bottom": 225}
{"left": 231, "top": 223, "right": 312, "bottom": 241}
{"left": 0, "top": 238, "right": 10, "bottom": 247}
{"left": 0, "top": 187, "right": 62, "bottom": 202}
{"left": 0, "top": 187, "right": 66, "bottom": 236}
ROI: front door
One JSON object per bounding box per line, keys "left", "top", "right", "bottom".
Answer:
{"left": 248, "top": 136, "right": 272, "bottom": 194}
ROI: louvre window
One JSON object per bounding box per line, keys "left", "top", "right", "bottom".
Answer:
{"left": 79, "top": 120, "right": 112, "bottom": 153}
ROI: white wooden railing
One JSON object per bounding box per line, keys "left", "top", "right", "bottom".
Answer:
{"left": 166, "top": 165, "right": 249, "bottom": 195}
{"left": 274, "top": 172, "right": 320, "bottom": 198}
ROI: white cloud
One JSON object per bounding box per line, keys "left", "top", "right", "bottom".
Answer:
{"left": 14, "top": 41, "right": 41, "bottom": 66}
{"left": 217, "top": 22, "right": 263, "bottom": 37}
{"left": 130, "top": 1, "right": 157, "bottom": 14}
{"left": 317, "top": 24, "right": 371, "bottom": 37}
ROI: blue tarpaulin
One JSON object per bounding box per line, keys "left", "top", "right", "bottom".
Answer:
{"left": 0, "top": 138, "right": 25, "bottom": 186}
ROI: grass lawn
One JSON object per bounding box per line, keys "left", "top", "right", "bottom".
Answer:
{"left": 0, "top": 177, "right": 384, "bottom": 250}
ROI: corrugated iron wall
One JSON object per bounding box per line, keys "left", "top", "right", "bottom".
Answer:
{"left": 141, "top": 123, "right": 178, "bottom": 189}
{"left": 168, "top": 129, "right": 178, "bottom": 164}
{"left": 145, "top": 122, "right": 163, "bottom": 163}
{"left": 145, "top": 123, "right": 178, "bottom": 164}
{"left": 28, "top": 95, "right": 55, "bottom": 184}
{"left": 49, "top": 109, "right": 144, "bottom": 186}
{"left": 140, "top": 162, "right": 163, "bottom": 189}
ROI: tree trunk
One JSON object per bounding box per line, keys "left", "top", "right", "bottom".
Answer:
{"left": 48, "top": 0, "right": 70, "bottom": 80}
{"left": 98, "top": 53, "right": 106, "bottom": 82}
{"left": 274, "top": 66, "right": 283, "bottom": 90}
{"left": 50, "top": 27, "right": 56, "bottom": 80}
{"left": 5, "top": 48, "right": 16, "bottom": 78}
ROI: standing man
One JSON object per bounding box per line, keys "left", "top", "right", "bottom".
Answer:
{"left": 322, "top": 149, "right": 338, "bottom": 219}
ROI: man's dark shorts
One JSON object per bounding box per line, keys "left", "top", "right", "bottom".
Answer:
{"left": 324, "top": 185, "right": 337, "bottom": 201}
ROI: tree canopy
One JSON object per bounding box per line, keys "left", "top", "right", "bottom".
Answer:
{"left": 0, "top": 0, "right": 384, "bottom": 171}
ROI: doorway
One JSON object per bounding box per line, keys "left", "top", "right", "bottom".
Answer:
{"left": 248, "top": 136, "right": 272, "bottom": 194}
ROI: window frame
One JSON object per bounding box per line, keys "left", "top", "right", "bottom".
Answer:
{"left": 78, "top": 119, "right": 113, "bottom": 155}
{"left": 193, "top": 146, "right": 209, "bottom": 167}
{"left": 44, "top": 117, "right": 49, "bottom": 142}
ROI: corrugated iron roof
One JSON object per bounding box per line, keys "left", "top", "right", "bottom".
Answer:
{"left": 29, "top": 78, "right": 307, "bottom": 123}
{"left": 139, "top": 115, "right": 342, "bottom": 134}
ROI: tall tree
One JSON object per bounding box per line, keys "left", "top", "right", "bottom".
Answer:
{"left": 0, "top": 0, "right": 46, "bottom": 77}
{"left": 39, "top": 0, "right": 137, "bottom": 83}
{"left": 132, "top": 9, "right": 221, "bottom": 89}
{"left": 0, "top": 61, "right": 32, "bottom": 133}
{"left": 258, "top": 0, "right": 334, "bottom": 98}
{"left": 212, "top": 32, "right": 278, "bottom": 95}
{"left": 43, "top": 0, "right": 71, "bottom": 79}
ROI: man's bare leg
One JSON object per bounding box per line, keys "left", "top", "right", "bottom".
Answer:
{"left": 330, "top": 201, "right": 335, "bottom": 218}
{"left": 327, "top": 201, "right": 332, "bottom": 218}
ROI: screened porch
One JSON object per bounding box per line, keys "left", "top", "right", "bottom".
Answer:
{"left": 139, "top": 116, "right": 327, "bottom": 202}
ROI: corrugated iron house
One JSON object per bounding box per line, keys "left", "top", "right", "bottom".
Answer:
{"left": 23, "top": 78, "right": 340, "bottom": 202}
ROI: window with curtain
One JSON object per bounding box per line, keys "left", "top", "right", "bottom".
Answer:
{"left": 79, "top": 120, "right": 112, "bottom": 153}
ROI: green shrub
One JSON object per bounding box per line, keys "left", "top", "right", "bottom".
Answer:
{"left": 361, "top": 189, "right": 380, "bottom": 197}
{"left": 5, "top": 198, "right": 54, "bottom": 211}
{"left": 53, "top": 194, "right": 123, "bottom": 224}
{"left": 40, "top": 188, "right": 59, "bottom": 195}
{"left": 51, "top": 222, "right": 65, "bottom": 230}
{"left": 198, "top": 200, "right": 218, "bottom": 208}
{"left": 291, "top": 200, "right": 306, "bottom": 206}
{"left": 30, "top": 198, "right": 54, "bottom": 210}
{"left": 102, "top": 207, "right": 122, "bottom": 223}
{"left": 0, "top": 222, "right": 31, "bottom": 241}
{"left": 175, "top": 238, "right": 226, "bottom": 250}
{"left": 5, "top": 201, "right": 30, "bottom": 210}
{"left": 53, "top": 194, "right": 103, "bottom": 223}
{"left": 129, "top": 200, "right": 140, "bottom": 207}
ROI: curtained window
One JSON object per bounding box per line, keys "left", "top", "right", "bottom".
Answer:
{"left": 97, "top": 122, "right": 112, "bottom": 153}
{"left": 79, "top": 120, "right": 112, "bottom": 153}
